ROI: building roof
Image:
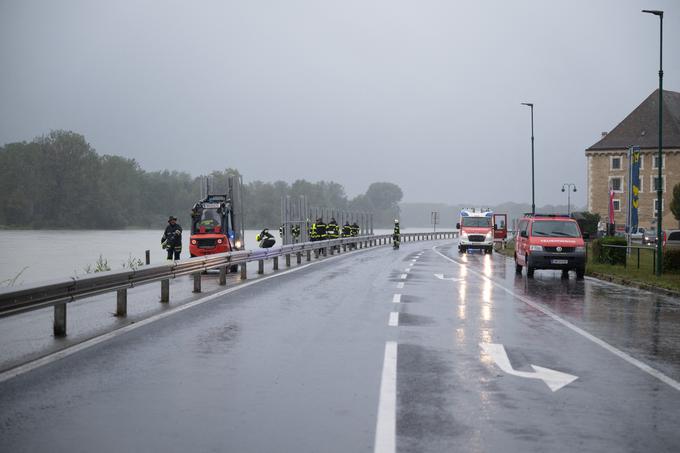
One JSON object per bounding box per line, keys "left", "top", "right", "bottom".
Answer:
{"left": 586, "top": 89, "right": 680, "bottom": 151}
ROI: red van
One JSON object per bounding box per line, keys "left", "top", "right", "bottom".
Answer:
{"left": 514, "top": 214, "right": 586, "bottom": 279}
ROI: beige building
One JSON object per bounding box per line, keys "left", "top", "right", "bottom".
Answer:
{"left": 586, "top": 89, "right": 680, "bottom": 231}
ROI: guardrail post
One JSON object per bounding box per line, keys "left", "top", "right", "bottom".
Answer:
{"left": 193, "top": 273, "right": 202, "bottom": 293}
{"left": 297, "top": 252, "right": 302, "bottom": 264}
{"left": 307, "top": 250, "right": 312, "bottom": 261}
{"left": 161, "top": 279, "right": 169, "bottom": 302}
{"left": 343, "top": 244, "right": 347, "bottom": 251}
{"left": 219, "top": 266, "right": 227, "bottom": 285}
{"left": 240, "top": 263, "right": 247, "bottom": 280}
{"left": 54, "top": 303, "right": 67, "bottom": 337}
{"left": 116, "top": 289, "right": 127, "bottom": 317}
{"left": 145, "top": 250, "right": 150, "bottom": 265}
{"left": 286, "top": 254, "right": 291, "bottom": 267}
{"left": 273, "top": 256, "right": 279, "bottom": 270}
{"left": 330, "top": 246, "right": 335, "bottom": 255}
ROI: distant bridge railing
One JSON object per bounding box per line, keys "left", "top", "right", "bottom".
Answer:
{"left": 0, "top": 231, "right": 457, "bottom": 336}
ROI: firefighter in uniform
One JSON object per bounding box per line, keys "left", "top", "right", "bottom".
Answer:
{"left": 351, "top": 222, "right": 360, "bottom": 237}
{"left": 310, "top": 219, "right": 319, "bottom": 241}
{"left": 392, "top": 219, "right": 401, "bottom": 249}
{"left": 327, "top": 217, "right": 339, "bottom": 251}
{"left": 291, "top": 224, "right": 301, "bottom": 242}
{"left": 312, "top": 218, "right": 327, "bottom": 256}
{"left": 162, "top": 216, "right": 183, "bottom": 260}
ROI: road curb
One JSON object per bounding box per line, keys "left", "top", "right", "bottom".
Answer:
{"left": 586, "top": 271, "right": 680, "bottom": 298}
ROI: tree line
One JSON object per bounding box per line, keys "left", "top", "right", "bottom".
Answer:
{"left": 0, "top": 130, "right": 403, "bottom": 229}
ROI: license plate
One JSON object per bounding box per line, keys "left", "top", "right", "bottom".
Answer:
{"left": 551, "top": 259, "right": 568, "bottom": 264}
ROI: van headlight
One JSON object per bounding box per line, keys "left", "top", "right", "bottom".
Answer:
{"left": 529, "top": 245, "right": 543, "bottom": 251}
{"left": 485, "top": 232, "right": 493, "bottom": 240}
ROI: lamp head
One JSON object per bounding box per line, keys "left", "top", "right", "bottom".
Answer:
{"left": 642, "top": 9, "right": 663, "bottom": 17}
{"left": 521, "top": 102, "right": 534, "bottom": 107}
{"left": 573, "top": 187, "right": 577, "bottom": 192}
{"left": 561, "top": 187, "right": 565, "bottom": 192}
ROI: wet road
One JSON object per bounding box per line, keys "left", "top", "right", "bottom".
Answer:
{"left": 1, "top": 240, "right": 680, "bottom": 452}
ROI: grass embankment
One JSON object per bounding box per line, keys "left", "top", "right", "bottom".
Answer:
{"left": 494, "top": 241, "right": 680, "bottom": 294}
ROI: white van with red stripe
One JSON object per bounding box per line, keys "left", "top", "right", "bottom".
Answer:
{"left": 456, "top": 209, "right": 494, "bottom": 254}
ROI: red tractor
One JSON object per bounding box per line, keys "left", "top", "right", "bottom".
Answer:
{"left": 189, "top": 177, "right": 243, "bottom": 271}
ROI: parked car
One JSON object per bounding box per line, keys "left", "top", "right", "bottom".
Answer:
{"left": 629, "top": 227, "right": 646, "bottom": 242}
{"left": 642, "top": 230, "right": 658, "bottom": 245}
{"left": 514, "top": 213, "right": 586, "bottom": 279}
{"left": 665, "top": 230, "right": 680, "bottom": 250}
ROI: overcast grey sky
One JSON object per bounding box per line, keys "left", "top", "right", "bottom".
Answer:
{"left": 1, "top": 0, "right": 679, "bottom": 206}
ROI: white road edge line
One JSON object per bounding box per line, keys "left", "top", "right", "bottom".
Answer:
{"left": 392, "top": 294, "right": 401, "bottom": 304}
{"left": 396, "top": 282, "right": 404, "bottom": 289}
{"left": 0, "top": 245, "right": 379, "bottom": 384}
{"left": 374, "top": 341, "right": 397, "bottom": 453}
{"left": 432, "top": 245, "right": 680, "bottom": 392}
{"left": 388, "top": 312, "right": 399, "bottom": 327}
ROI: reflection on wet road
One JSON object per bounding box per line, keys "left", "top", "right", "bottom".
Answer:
{"left": 440, "top": 244, "right": 680, "bottom": 382}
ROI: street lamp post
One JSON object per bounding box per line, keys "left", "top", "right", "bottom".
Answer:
{"left": 561, "top": 183, "right": 577, "bottom": 217}
{"left": 642, "top": 9, "right": 664, "bottom": 276}
{"left": 521, "top": 102, "right": 535, "bottom": 215}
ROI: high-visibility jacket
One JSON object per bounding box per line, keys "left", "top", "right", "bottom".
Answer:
{"left": 316, "top": 222, "right": 327, "bottom": 239}
{"left": 162, "top": 223, "right": 183, "bottom": 251}
{"left": 342, "top": 224, "right": 352, "bottom": 237}
{"left": 327, "top": 221, "right": 339, "bottom": 239}
{"left": 350, "top": 223, "right": 360, "bottom": 237}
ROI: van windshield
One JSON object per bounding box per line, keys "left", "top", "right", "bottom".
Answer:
{"left": 462, "top": 217, "right": 492, "bottom": 227}
{"left": 531, "top": 221, "right": 580, "bottom": 238}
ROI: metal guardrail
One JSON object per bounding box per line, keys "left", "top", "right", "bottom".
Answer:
{"left": 598, "top": 243, "right": 657, "bottom": 270}
{"left": 0, "top": 231, "right": 457, "bottom": 336}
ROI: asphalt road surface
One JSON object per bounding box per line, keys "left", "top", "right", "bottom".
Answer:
{"left": 1, "top": 240, "right": 680, "bottom": 452}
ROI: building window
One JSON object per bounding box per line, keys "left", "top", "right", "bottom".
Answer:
{"left": 610, "top": 176, "right": 623, "bottom": 192}
{"left": 613, "top": 199, "right": 621, "bottom": 212}
{"left": 639, "top": 154, "right": 644, "bottom": 170}
{"left": 610, "top": 156, "right": 622, "bottom": 170}
{"left": 653, "top": 155, "right": 665, "bottom": 169}
{"left": 638, "top": 176, "right": 643, "bottom": 193}
{"left": 653, "top": 198, "right": 665, "bottom": 218}
{"left": 651, "top": 175, "right": 665, "bottom": 192}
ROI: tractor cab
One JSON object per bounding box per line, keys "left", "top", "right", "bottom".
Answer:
{"left": 189, "top": 177, "right": 244, "bottom": 258}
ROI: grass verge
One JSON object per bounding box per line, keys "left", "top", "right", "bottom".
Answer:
{"left": 494, "top": 241, "right": 680, "bottom": 295}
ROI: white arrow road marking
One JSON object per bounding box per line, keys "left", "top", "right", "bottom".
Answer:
{"left": 480, "top": 343, "right": 578, "bottom": 392}
{"left": 434, "top": 273, "right": 462, "bottom": 282}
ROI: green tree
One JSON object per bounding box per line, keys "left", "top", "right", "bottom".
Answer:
{"left": 361, "top": 182, "right": 403, "bottom": 226}
{"left": 574, "top": 211, "right": 600, "bottom": 237}
{"left": 670, "top": 182, "right": 680, "bottom": 227}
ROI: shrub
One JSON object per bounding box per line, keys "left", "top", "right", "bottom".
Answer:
{"left": 591, "top": 239, "right": 602, "bottom": 262}
{"left": 663, "top": 249, "right": 680, "bottom": 272}
{"left": 595, "top": 237, "right": 627, "bottom": 265}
